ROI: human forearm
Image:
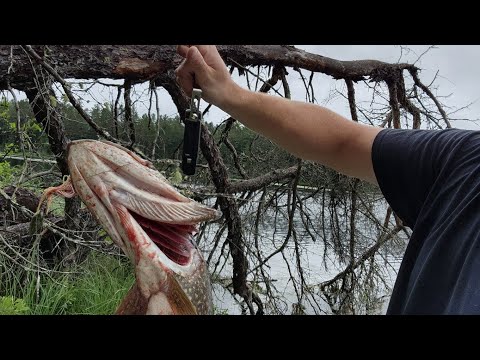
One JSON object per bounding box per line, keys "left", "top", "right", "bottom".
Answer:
{"left": 219, "top": 83, "right": 381, "bottom": 182}
{"left": 175, "top": 45, "right": 381, "bottom": 184}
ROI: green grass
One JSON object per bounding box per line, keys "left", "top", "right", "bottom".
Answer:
{"left": 1, "top": 168, "right": 135, "bottom": 315}
{"left": 67, "top": 253, "right": 135, "bottom": 315}
{"left": 0, "top": 252, "right": 135, "bottom": 315}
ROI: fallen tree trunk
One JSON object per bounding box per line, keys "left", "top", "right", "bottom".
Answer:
{"left": 0, "top": 45, "right": 417, "bottom": 90}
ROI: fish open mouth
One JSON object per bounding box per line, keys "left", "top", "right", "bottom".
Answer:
{"left": 129, "top": 210, "right": 196, "bottom": 266}
{"left": 63, "top": 139, "right": 221, "bottom": 269}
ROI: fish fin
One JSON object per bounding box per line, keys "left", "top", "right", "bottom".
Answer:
{"left": 168, "top": 276, "right": 197, "bottom": 315}
{"left": 100, "top": 140, "right": 155, "bottom": 169}
{"left": 116, "top": 281, "right": 148, "bottom": 315}
{"left": 123, "top": 191, "right": 219, "bottom": 224}
{"left": 37, "top": 175, "right": 76, "bottom": 213}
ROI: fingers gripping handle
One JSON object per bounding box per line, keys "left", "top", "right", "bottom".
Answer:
{"left": 182, "top": 88, "right": 202, "bottom": 176}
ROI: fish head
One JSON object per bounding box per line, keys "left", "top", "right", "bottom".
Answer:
{"left": 66, "top": 139, "right": 221, "bottom": 315}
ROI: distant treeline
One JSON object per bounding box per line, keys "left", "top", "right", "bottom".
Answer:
{"left": 0, "top": 97, "right": 359, "bottom": 190}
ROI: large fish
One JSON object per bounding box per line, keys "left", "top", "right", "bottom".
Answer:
{"left": 42, "top": 140, "right": 221, "bottom": 315}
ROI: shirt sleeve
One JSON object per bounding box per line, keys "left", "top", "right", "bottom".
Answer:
{"left": 371, "top": 128, "right": 475, "bottom": 228}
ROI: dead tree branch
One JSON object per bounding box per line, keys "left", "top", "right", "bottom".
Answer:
{"left": 123, "top": 79, "right": 135, "bottom": 147}
{"left": 409, "top": 68, "right": 451, "bottom": 128}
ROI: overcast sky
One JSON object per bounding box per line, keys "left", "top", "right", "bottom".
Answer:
{"left": 296, "top": 45, "right": 480, "bottom": 129}
{"left": 8, "top": 45, "right": 480, "bottom": 130}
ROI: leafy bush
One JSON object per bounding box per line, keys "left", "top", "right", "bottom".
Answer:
{"left": 0, "top": 161, "right": 16, "bottom": 187}
{"left": 0, "top": 296, "right": 30, "bottom": 315}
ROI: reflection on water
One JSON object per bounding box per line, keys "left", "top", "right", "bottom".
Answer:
{"left": 198, "top": 190, "right": 407, "bottom": 315}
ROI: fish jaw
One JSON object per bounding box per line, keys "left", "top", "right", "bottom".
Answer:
{"left": 66, "top": 140, "right": 220, "bottom": 314}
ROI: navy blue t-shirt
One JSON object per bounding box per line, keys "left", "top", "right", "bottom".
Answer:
{"left": 372, "top": 128, "right": 480, "bottom": 314}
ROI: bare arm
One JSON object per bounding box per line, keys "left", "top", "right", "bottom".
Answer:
{"left": 175, "top": 45, "right": 382, "bottom": 185}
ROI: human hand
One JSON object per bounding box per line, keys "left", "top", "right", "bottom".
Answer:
{"left": 175, "top": 45, "right": 234, "bottom": 107}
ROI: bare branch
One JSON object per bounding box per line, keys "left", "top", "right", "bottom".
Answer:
{"left": 345, "top": 79, "right": 359, "bottom": 122}
{"left": 320, "top": 225, "right": 403, "bottom": 289}
{"left": 224, "top": 138, "right": 247, "bottom": 179}
{"left": 7, "top": 84, "right": 24, "bottom": 154}
{"left": 22, "top": 45, "right": 115, "bottom": 142}
{"left": 280, "top": 67, "right": 291, "bottom": 99}
{"left": 409, "top": 68, "right": 451, "bottom": 128}
{"left": 123, "top": 79, "right": 135, "bottom": 147}
{"left": 386, "top": 80, "right": 401, "bottom": 129}
{"left": 151, "top": 86, "right": 164, "bottom": 159}
{"left": 113, "top": 86, "right": 122, "bottom": 138}
{"left": 22, "top": 45, "right": 153, "bottom": 161}
{"left": 227, "top": 166, "right": 298, "bottom": 193}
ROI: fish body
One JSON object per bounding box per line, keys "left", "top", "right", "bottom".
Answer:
{"left": 64, "top": 140, "right": 220, "bottom": 315}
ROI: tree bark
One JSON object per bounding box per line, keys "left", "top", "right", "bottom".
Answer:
{"left": 0, "top": 45, "right": 418, "bottom": 90}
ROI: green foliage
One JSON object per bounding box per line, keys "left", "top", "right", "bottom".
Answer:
{"left": 47, "top": 196, "right": 67, "bottom": 216}
{"left": 0, "top": 296, "right": 30, "bottom": 315}
{"left": 0, "top": 252, "right": 134, "bottom": 315}
{"left": 49, "top": 95, "right": 57, "bottom": 108}
{"left": 62, "top": 102, "right": 97, "bottom": 140}
{"left": 0, "top": 99, "right": 46, "bottom": 153}
{"left": 213, "top": 306, "right": 229, "bottom": 315}
{"left": 0, "top": 96, "right": 293, "bottom": 178}
{"left": 213, "top": 121, "right": 299, "bottom": 180}
{"left": 0, "top": 97, "right": 331, "bottom": 188}
{"left": 0, "top": 161, "right": 16, "bottom": 186}
{"left": 23, "top": 275, "right": 76, "bottom": 315}
{"left": 0, "top": 97, "right": 9, "bottom": 119}
{"left": 168, "top": 166, "right": 183, "bottom": 185}
{"left": 66, "top": 252, "right": 134, "bottom": 315}
{"left": 24, "top": 119, "right": 42, "bottom": 134}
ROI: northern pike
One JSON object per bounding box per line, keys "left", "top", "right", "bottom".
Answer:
{"left": 41, "top": 140, "right": 221, "bottom": 315}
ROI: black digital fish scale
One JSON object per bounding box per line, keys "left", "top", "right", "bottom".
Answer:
{"left": 181, "top": 88, "right": 202, "bottom": 175}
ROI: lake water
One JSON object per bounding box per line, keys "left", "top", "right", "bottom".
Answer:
{"left": 196, "top": 189, "right": 407, "bottom": 315}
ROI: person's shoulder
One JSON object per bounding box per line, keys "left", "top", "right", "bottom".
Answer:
{"left": 432, "top": 128, "right": 480, "bottom": 148}
{"left": 375, "top": 127, "right": 480, "bottom": 144}
{"left": 438, "top": 128, "right": 480, "bottom": 136}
